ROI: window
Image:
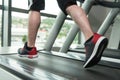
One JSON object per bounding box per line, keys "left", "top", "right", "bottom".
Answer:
{"left": 11, "top": 0, "right": 28, "bottom": 46}
{"left": 0, "top": 0, "right": 2, "bottom": 46}
{"left": 11, "top": 12, "right": 28, "bottom": 46}
{"left": 12, "top": 0, "right": 28, "bottom": 9}
{"left": 0, "top": 0, "right": 2, "bottom": 5}
{"left": 42, "top": 0, "right": 60, "bottom": 15}
{"left": 0, "top": 10, "right": 2, "bottom": 46}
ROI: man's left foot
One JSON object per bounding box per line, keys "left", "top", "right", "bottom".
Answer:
{"left": 18, "top": 42, "right": 38, "bottom": 58}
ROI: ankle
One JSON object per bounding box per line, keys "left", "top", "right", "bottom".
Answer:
{"left": 25, "top": 42, "right": 33, "bottom": 50}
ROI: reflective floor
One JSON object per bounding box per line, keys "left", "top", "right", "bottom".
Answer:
{"left": 0, "top": 68, "right": 21, "bottom": 80}
{"left": 0, "top": 47, "right": 120, "bottom": 80}
{"left": 0, "top": 55, "right": 69, "bottom": 80}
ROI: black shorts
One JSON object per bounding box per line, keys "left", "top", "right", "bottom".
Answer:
{"left": 57, "top": 0, "right": 77, "bottom": 15}
{"left": 28, "top": 0, "right": 45, "bottom": 11}
{"left": 28, "top": 0, "right": 77, "bottom": 14}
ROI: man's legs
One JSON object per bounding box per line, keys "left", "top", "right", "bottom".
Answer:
{"left": 67, "top": 5, "right": 108, "bottom": 68}
{"left": 27, "top": 11, "right": 41, "bottom": 48}
{"left": 66, "top": 5, "right": 93, "bottom": 41}
{"left": 57, "top": 0, "right": 108, "bottom": 68}
{"left": 57, "top": 0, "right": 93, "bottom": 40}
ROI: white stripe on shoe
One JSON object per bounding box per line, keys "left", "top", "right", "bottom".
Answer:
{"left": 19, "top": 54, "right": 38, "bottom": 58}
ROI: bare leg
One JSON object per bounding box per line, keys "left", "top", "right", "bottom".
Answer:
{"left": 66, "top": 5, "right": 94, "bottom": 40}
{"left": 27, "top": 11, "right": 41, "bottom": 47}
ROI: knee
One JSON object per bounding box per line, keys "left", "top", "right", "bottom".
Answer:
{"left": 28, "top": 0, "right": 45, "bottom": 12}
{"left": 57, "top": 0, "right": 77, "bottom": 15}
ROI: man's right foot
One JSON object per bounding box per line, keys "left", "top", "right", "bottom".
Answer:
{"left": 18, "top": 42, "right": 38, "bottom": 58}
{"left": 83, "top": 33, "right": 108, "bottom": 68}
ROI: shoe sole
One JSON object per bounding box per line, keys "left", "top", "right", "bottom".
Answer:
{"left": 83, "top": 37, "right": 108, "bottom": 68}
{"left": 19, "top": 54, "right": 38, "bottom": 58}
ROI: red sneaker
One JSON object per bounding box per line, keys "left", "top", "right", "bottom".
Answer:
{"left": 83, "top": 33, "right": 108, "bottom": 68}
{"left": 18, "top": 42, "right": 38, "bottom": 58}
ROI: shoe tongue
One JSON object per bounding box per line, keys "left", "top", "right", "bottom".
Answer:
{"left": 24, "top": 42, "right": 33, "bottom": 50}
{"left": 85, "top": 36, "right": 93, "bottom": 44}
